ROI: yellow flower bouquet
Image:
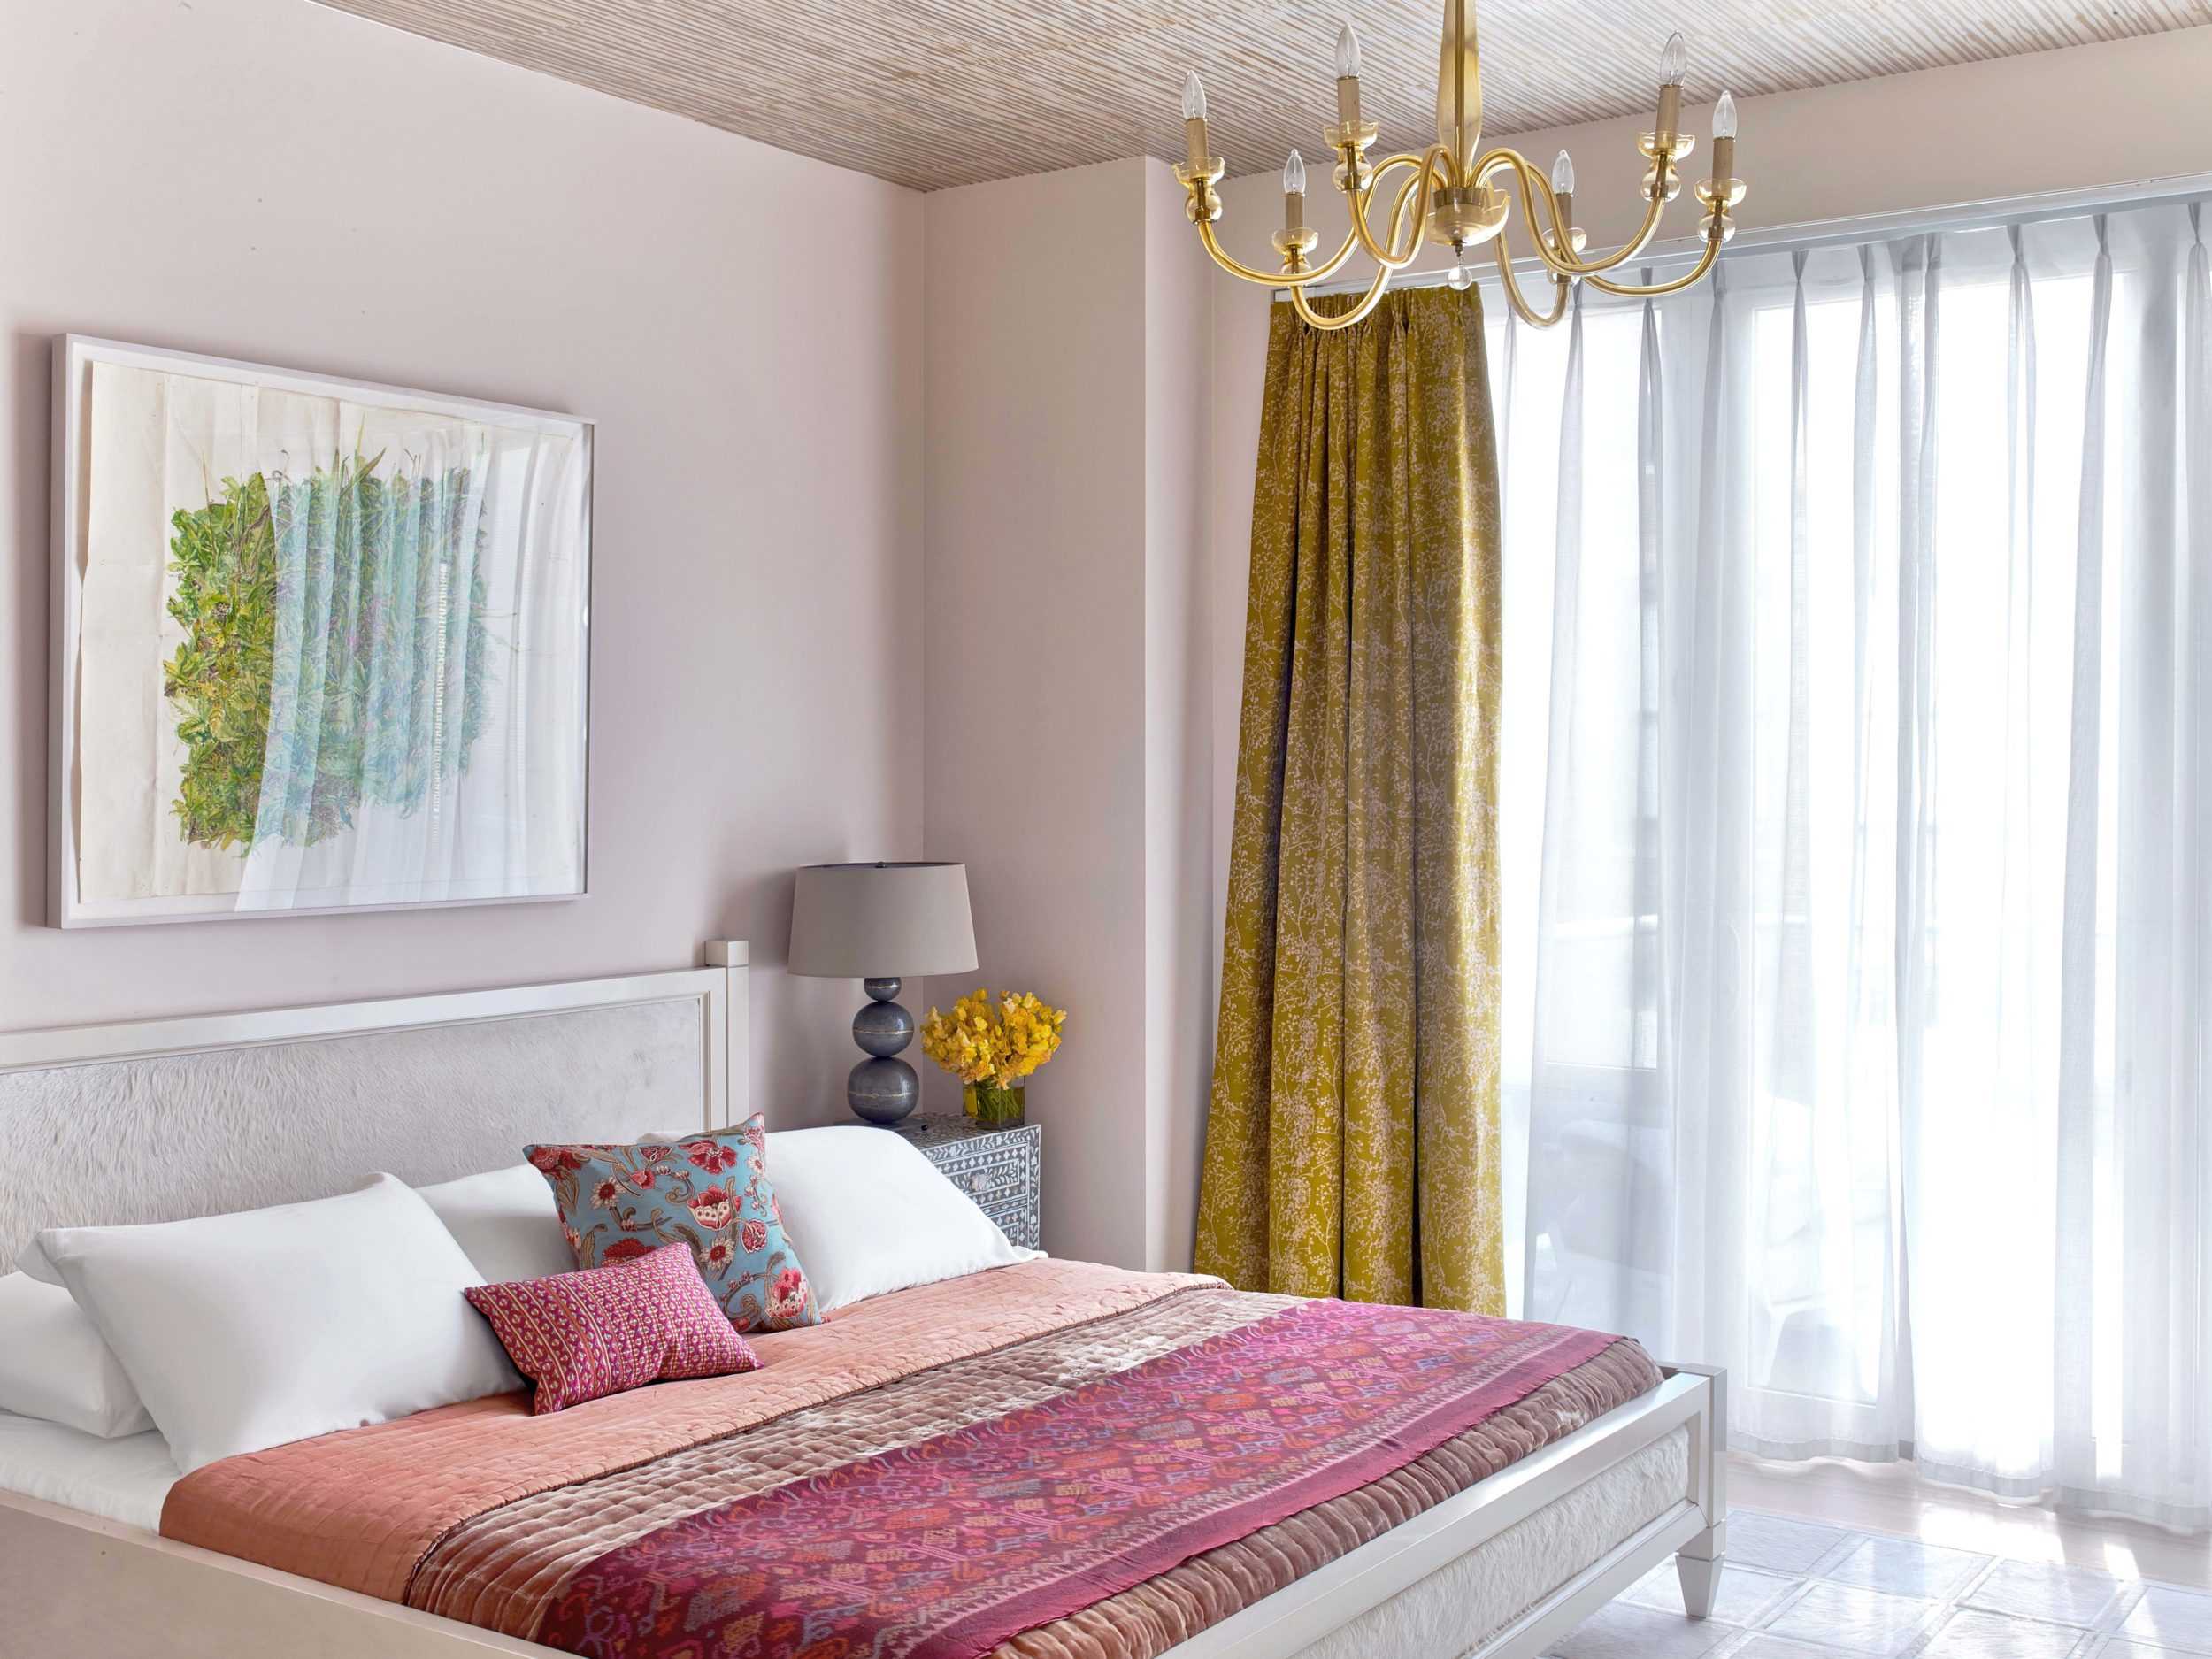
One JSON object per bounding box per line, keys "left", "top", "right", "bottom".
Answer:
{"left": 918, "top": 988, "right": 1067, "bottom": 1126}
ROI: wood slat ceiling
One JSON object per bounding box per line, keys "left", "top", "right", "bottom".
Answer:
{"left": 316, "top": 0, "right": 2212, "bottom": 191}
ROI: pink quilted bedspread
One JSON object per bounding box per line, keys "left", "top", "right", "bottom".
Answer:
{"left": 164, "top": 1259, "right": 1658, "bottom": 1659}
{"left": 535, "top": 1297, "right": 1621, "bottom": 1659}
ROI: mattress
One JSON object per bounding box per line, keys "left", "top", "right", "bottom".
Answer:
{"left": 159, "top": 1258, "right": 1662, "bottom": 1659}
{"left": 1293, "top": 1425, "right": 1690, "bottom": 1659}
{"left": 0, "top": 1411, "right": 179, "bottom": 1532}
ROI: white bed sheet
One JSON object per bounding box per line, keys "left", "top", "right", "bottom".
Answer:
{"left": 0, "top": 1409, "right": 179, "bottom": 1532}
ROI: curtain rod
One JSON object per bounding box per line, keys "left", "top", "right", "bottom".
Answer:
{"left": 1276, "top": 169, "right": 2212, "bottom": 301}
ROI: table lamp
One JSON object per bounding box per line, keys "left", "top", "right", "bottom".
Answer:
{"left": 787, "top": 861, "right": 979, "bottom": 1125}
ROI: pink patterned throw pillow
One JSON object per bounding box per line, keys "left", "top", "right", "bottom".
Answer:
{"left": 463, "top": 1242, "right": 761, "bottom": 1415}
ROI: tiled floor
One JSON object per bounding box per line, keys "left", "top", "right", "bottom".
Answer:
{"left": 1729, "top": 1458, "right": 2212, "bottom": 1591}
{"left": 1546, "top": 1510, "right": 2212, "bottom": 1658}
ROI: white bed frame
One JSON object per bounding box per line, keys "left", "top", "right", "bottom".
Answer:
{"left": 0, "top": 949, "right": 1725, "bottom": 1659}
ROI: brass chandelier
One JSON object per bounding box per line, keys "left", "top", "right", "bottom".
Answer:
{"left": 1175, "top": 0, "right": 1747, "bottom": 329}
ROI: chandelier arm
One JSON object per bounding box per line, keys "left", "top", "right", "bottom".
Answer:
{"left": 1490, "top": 225, "right": 1571, "bottom": 327}
{"left": 1197, "top": 221, "right": 1313, "bottom": 288}
{"left": 1228, "top": 163, "right": 1435, "bottom": 331}
{"left": 1544, "top": 189, "right": 1671, "bottom": 278}
{"left": 1379, "top": 156, "right": 1441, "bottom": 266}
{"left": 1477, "top": 149, "right": 1571, "bottom": 274}
{"left": 1194, "top": 143, "right": 1461, "bottom": 295}
{"left": 1479, "top": 148, "right": 1667, "bottom": 278}
{"left": 1287, "top": 172, "right": 1427, "bottom": 331}
{"left": 1344, "top": 166, "right": 1415, "bottom": 268}
{"left": 1279, "top": 221, "right": 1369, "bottom": 286}
{"left": 1348, "top": 146, "right": 1455, "bottom": 269}
{"left": 1288, "top": 262, "right": 1393, "bottom": 331}
{"left": 1372, "top": 156, "right": 1444, "bottom": 275}
{"left": 1197, "top": 208, "right": 1385, "bottom": 287}
{"left": 1302, "top": 227, "right": 1368, "bottom": 284}
{"left": 1581, "top": 232, "right": 1724, "bottom": 297}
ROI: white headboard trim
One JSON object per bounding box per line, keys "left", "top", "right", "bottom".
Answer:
{"left": 0, "top": 941, "right": 751, "bottom": 1128}
{"left": 703, "top": 938, "right": 751, "bottom": 1128}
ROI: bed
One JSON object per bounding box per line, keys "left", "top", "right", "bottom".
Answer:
{"left": 0, "top": 945, "right": 1726, "bottom": 1659}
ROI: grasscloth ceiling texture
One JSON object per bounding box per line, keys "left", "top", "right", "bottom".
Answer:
{"left": 318, "top": 0, "right": 2211, "bottom": 191}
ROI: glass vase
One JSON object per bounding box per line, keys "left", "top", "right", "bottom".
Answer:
{"left": 964, "top": 1083, "right": 1026, "bottom": 1126}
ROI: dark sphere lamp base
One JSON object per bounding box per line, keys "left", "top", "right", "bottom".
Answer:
{"left": 845, "top": 976, "right": 921, "bottom": 1125}
{"left": 849, "top": 1056, "right": 919, "bottom": 1125}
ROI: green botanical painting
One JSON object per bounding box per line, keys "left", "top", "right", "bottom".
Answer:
{"left": 164, "top": 452, "right": 494, "bottom": 850}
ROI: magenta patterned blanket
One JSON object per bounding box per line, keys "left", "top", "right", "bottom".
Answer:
{"left": 534, "top": 1297, "right": 1622, "bottom": 1659}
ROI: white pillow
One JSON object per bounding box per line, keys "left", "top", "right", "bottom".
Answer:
{"left": 415, "top": 1164, "right": 575, "bottom": 1284}
{"left": 36, "top": 1174, "right": 521, "bottom": 1475}
{"left": 0, "top": 1273, "right": 153, "bottom": 1439}
{"left": 765, "top": 1125, "right": 1039, "bottom": 1313}
{"left": 13, "top": 1235, "right": 60, "bottom": 1286}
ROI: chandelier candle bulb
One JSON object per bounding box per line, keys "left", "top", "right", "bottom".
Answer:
{"left": 1655, "top": 29, "right": 1687, "bottom": 144}
{"left": 1182, "top": 70, "right": 1210, "bottom": 169}
{"left": 1283, "top": 149, "right": 1308, "bottom": 231}
{"left": 1335, "top": 22, "right": 1363, "bottom": 127}
{"left": 1710, "top": 89, "right": 1737, "bottom": 192}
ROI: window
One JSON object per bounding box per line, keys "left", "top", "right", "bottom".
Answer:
{"left": 1479, "top": 202, "right": 2212, "bottom": 1525}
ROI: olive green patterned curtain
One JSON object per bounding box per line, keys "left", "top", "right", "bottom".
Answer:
{"left": 1194, "top": 284, "right": 1504, "bottom": 1314}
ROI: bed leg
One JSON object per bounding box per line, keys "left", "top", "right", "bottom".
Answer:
{"left": 1675, "top": 1521, "right": 1726, "bottom": 1618}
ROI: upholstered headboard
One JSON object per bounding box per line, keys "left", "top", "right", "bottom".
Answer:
{"left": 0, "top": 944, "right": 749, "bottom": 1274}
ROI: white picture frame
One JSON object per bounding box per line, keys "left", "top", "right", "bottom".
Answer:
{"left": 50, "top": 335, "right": 594, "bottom": 927}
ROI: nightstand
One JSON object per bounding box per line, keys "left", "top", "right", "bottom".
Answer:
{"left": 891, "top": 1112, "right": 1041, "bottom": 1250}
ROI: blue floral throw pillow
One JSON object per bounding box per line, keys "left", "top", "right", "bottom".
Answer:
{"left": 526, "top": 1114, "right": 820, "bottom": 1333}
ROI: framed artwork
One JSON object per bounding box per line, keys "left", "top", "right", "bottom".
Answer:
{"left": 50, "top": 336, "right": 592, "bottom": 926}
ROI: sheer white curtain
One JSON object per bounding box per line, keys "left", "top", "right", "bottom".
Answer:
{"left": 1494, "top": 199, "right": 2211, "bottom": 1527}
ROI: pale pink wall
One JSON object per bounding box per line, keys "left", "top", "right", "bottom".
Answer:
{"left": 0, "top": 0, "right": 926, "bottom": 1129}
{"left": 921, "top": 161, "right": 1152, "bottom": 1267}
{"left": 920, "top": 158, "right": 1214, "bottom": 1270}
{"left": 20, "top": 0, "right": 2201, "bottom": 1277}
{"left": 1141, "top": 165, "right": 1216, "bottom": 1273}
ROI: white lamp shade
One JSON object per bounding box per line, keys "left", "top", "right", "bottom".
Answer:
{"left": 787, "top": 863, "right": 979, "bottom": 979}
